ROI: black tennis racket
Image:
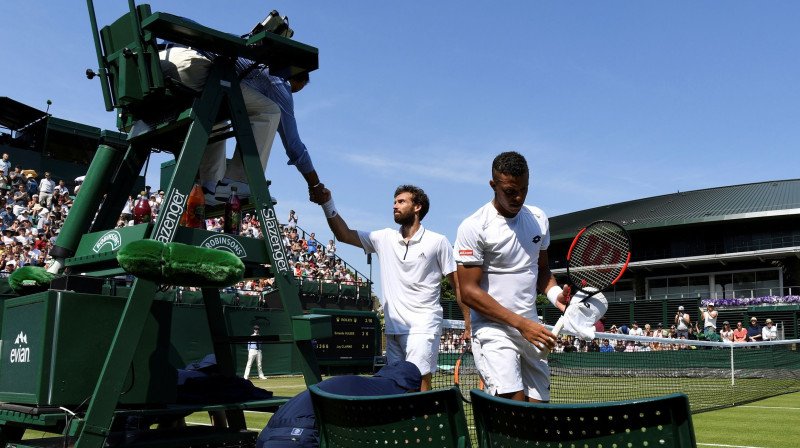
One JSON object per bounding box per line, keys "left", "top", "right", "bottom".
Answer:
{"left": 550, "top": 220, "right": 631, "bottom": 344}
{"left": 453, "top": 340, "right": 483, "bottom": 403}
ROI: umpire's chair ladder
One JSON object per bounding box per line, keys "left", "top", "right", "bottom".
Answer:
{"left": 0, "top": 2, "right": 329, "bottom": 448}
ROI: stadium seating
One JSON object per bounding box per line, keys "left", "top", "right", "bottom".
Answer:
{"left": 470, "top": 390, "right": 697, "bottom": 448}
{"left": 310, "top": 385, "right": 470, "bottom": 448}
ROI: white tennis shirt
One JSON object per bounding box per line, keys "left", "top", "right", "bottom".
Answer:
{"left": 358, "top": 225, "right": 456, "bottom": 335}
{"left": 454, "top": 202, "right": 550, "bottom": 331}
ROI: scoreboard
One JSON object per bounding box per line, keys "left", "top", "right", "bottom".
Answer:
{"left": 310, "top": 309, "right": 380, "bottom": 364}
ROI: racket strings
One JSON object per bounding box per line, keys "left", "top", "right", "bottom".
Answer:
{"left": 568, "top": 222, "right": 630, "bottom": 289}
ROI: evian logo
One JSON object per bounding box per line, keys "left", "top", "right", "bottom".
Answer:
{"left": 93, "top": 230, "right": 122, "bottom": 253}
{"left": 200, "top": 235, "right": 248, "bottom": 258}
{"left": 10, "top": 331, "right": 30, "bottom": 363}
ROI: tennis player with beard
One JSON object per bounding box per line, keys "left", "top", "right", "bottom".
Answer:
{"left": 316, "top": 185, "right": 463, "bottom": 391}
{"left": 454, "top": 151, "right": 568, "bottom": 402}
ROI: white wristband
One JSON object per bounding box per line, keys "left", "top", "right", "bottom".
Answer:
{"left": 546, "top": 286, "right": 563, "bottom": 306}
{"left": 321, "top": 198, "right": 337, "bottom": 219}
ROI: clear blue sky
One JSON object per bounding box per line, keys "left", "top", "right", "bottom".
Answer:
{"left": 3, "top": 1, "right": 799, "bottom": 301}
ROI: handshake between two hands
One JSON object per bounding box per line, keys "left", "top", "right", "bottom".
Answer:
{"left": 308, "top": 183, "right": 330, "bottom": 205}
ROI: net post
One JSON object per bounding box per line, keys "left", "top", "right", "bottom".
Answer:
{"left": 730, "top": 342, "right": 735, "bottom": 387}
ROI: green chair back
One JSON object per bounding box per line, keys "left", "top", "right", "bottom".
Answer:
{"left": 310, "top": 385, "right": 470, "bottom": 448}
{"left": 98, "top": 4, "right": 165, "bottom": 109}
{"left": 471, "top": 390, "right": 697, "bottom": 448}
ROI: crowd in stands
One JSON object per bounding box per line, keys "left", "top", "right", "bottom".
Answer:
{"left": 0, "top": 154, "right": 75, "bottom": 275}
{"left": 0, "top": 157, "right": 371, "bottom": 298}
{"left": 112, "top": 199, "right": 368, "bottom": 295}
{"left": 549, "top": 315, "right": 782, "bottom": 353}
{"left": 438, "top": 315, "right": 783, "bottom": 355}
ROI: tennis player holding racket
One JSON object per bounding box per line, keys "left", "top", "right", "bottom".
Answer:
{"left": 455, "top": 151, "right": 569, "bottom": 403}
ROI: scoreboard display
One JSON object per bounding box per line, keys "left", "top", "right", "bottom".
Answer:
{"left": 310, "top": 309, "right": 380, "bottom": 364}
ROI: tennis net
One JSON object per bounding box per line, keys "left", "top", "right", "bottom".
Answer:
{"left": 434, "top": 320, "right": 800, "bottom": 416}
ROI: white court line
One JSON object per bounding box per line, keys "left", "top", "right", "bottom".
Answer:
{"left": 186, "top": 421, "right": 263, "bottom": 432}
{"left": 740, "top": 405, "right": 800, "bottom": 410}
{"left": 698, "top": 444, "right": 773, "bottom": 448}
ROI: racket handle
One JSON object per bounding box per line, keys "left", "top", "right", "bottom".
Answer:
{"left": 543, "top": 316, "right": 566, "bottom": 356}
{"left": 552, "top": 316, "right": 566, "bottom": 338}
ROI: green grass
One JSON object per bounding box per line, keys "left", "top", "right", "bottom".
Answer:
{"left": 22, "top": 376, "right": 800, "bottom": 448}
{"left": 692, "top": 392, "right": 800, "bottom": 448}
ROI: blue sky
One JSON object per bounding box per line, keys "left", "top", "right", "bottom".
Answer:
{"left": 2, "top": 1, "right": 799, "bottom": 300}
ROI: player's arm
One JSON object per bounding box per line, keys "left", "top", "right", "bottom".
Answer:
{"left": 448, "top": 271, "right": 470, "bottom": 340}
{"left": 457, "top": 264, "right": 556, "bottom": 350}
{"left": 316, "top": 189, "right": 362, "bottom": 248}
{"left": 536, "top": 250, "right": 569, "bottom": 313}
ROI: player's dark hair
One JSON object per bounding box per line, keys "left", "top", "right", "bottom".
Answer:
{"left": 492, "top": 151, "right": 529, "bottom": 180}
{"left": 394, "top": 185, "right": 430, "bottom": 221}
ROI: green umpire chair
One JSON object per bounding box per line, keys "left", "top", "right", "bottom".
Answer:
{"left": 309, "top": 385, "right": 471, "bottom": 448}
{"left": 470, "top": 390, "right": 697, "bottom": 448}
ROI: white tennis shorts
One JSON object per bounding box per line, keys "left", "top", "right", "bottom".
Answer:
{"left": 473, "top": 326, "right": 550, "bottom": 401}
{"left": 385, "top": 333, "right": 440, "bottom": 376}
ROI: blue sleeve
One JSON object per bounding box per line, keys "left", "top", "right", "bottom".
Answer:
{"left": 244, "top": 72, "right": 315, "bottom": 175}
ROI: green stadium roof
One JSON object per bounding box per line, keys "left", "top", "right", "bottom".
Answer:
{"left": 550, "top": 179, "right": 800, "bottom": 239}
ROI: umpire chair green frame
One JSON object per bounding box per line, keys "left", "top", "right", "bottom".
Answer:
{"left": 470, "top": 390, "right": 697, "bottom": 448}
{"left": 0, "top": 2, "right": 328, "bottom": 448}
{"left": 309, "top": 385, "right": 471, "bottom": 448}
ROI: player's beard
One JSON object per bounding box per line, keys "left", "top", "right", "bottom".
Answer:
{"left": 393, "top": 209, "right": 415, "bottom": 226}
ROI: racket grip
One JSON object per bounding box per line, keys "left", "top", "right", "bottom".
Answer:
{"left": 543, "top": 316, "right": 566, "bottom": 356}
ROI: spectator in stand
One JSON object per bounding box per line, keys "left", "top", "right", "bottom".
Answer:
{"left": 655, "top": 323, "right": 665, "bottom": 338}
{"left": 2, "top": 260, "right": 15, "bottom": 275}
{"left": 628, "top": 321, "right": 644, "bottom": 337}
{"left": 287, "top": 209, "right": 297, "bottom": 231}
{"left": 563, "top": 339, "right": 577, "bottom": 353}
{"left": 1, "top": 205, "right": 15, "bottom": 227}
{"left": 12, "top": 184, "right": 28, "bottom": 216}
{"left": 25, "top": 174, "right": 38, "bottom": 198}
{"left": 553, "top": 339, "right": 564, "bottom": 353}
{"left": 761, "top": 318, "right": 777, "bottom": 341}
{"left": 149, "top": 193, "right": 159, "bottom": 217}
{"left": 306, "top": 232, "right": 318, "bottom": 255}
{"left": 732, "top": 321, "right": 747, "bottom": 343}
{"left": 613, "top": 339, "right": 625, "bottom": 352}
{"left": 38, "top": 172, "right": 56, "bottom": 207}
{"left": 720, "top": 321, "right": 733, "bottom": 343}
{"left": 588, "top": 339, "right": 600, "bottom": 352}
{"left": 156, "top": 190, "right": 165, "bottom": 208}
{"left": 9, "top": 167, "right": 23, "bottom": 188}
{"left": 594, "top": 316, "right": 606, "bottom": 334}
{"left": 689, "top": 322, "right": 700, "bottom": 340}
{"left": 600, "top": 339, "right": 614, "bottom": 352}
{"left": 746, "top": 317, "right": 762, "bottom": 343}
{"left": 675, "top": 306, "right": 691, "bottom": 339}
{"left": 0, "top": 154, "right": 10, "bottom": 178}
{"left": 56, "top": 179, "right": 69, "bottom": 196}
{"left": 608, "top": 325, "right": 618, "bottom": 334}
{"left": 699, "top": 302, "right": 718, "bottom": 334}
{"left": 325, "top": 239, "right": 335, "bottom": 267}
